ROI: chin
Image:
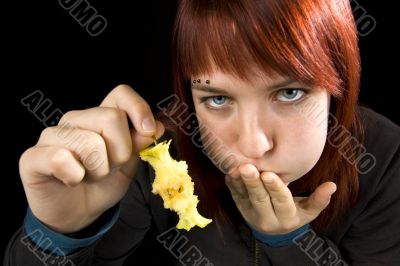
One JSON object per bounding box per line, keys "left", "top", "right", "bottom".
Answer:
{"left": 282, "top": 174, "right": 301, "bottom": 184}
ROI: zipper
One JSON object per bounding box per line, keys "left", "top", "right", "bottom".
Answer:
{"left": 253, "top": 236, "right": 259, "bottom": 266}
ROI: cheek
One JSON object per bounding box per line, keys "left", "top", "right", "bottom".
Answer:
{"left": 195, "top": 111, "right": 239, "bottom": 173}
{"left": 282, "top": 114, "right": 328, "bottom": 181}
{"left": 193, "top": 93, "right": 330, "bottom": 179}
{"left": 195, "top": 106, "right": 234, "bottom": 143}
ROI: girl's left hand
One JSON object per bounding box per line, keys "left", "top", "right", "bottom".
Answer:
{"left": 225, "top": 164, "right": 337, "bottom": 235}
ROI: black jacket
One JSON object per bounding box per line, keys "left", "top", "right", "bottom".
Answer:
{"left": 4, "top": 106, "right": 400, "bottom": 265}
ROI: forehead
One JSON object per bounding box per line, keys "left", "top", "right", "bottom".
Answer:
{"left": 192, "top": 68, "right": 289, "bottom": 89}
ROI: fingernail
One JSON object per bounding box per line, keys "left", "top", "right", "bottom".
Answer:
{"left": 142, "top": 117, "right": 156, "bottom": 132}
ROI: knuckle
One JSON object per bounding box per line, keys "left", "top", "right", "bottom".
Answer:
{"left": 38, "top": 126, "right": 57, "bottom": 142}
{"left": 238, "top": 200, "right": 252, "bottom": 210}
{"left": 274, "top": 194, "right": 291, "bottom": 204}
{"left": 59, "top": 110, "right": 78, "bottom": 126}
{"left": 100, "top": 108, "right": 126, "bottom": 125}
{"left": 251, "top": 193, "right": 268, "bottom": 203}
{"left": 19, "top": 147, "right": 36, "bottom": 176}
{"left": 113, "top": 84, "right": 133, "bottom": 95}
{"left": 114, "top": 149, "right": 132, "bottom": 165}
{"left": 84, "top": 132, "right": 106, "bottom": 155}
{"left": 243, "top": 180, "right": 259, "bottom": 189}
{"left": 238, "top": 192, "right": 249, "bottom": 200}
{"left": 19, "top": 148, "right": 31, "bottom": 166}
{"left": 271, "top": 187, "right": 291, "bottom": 202}
{"left": 267, "top": 179, "right": 280, "bottom": 190}
{"left": 50, "top": 149, "right": 72, "bottom": 173}
{"left": 80, "top": 134, "right": 107, "bottom": 171}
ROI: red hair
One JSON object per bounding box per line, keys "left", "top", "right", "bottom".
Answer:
{"left": 160, "top": 0, "right": 364, "bottom": 232}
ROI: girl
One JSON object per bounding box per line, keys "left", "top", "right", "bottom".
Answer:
{"left": 5, "top": 0, "right": 399, "bottom": 265}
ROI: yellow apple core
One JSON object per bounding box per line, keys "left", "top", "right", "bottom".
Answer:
{"left": 139, "top": 140, "right": 212, "bottom": 231}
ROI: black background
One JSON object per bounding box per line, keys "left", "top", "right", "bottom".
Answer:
{"left": 2, "top": 0, "right": 398, "bottom": 261}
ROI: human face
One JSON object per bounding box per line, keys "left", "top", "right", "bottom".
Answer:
{"left": 191, "top": 70, "right": 330, "bottom": 183}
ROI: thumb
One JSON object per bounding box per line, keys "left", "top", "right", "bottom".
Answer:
{"left": 299, "top": 182, "right": 337, "bottom": 220}
{"left": 131, "top": 120, "right": 165, "bottom": 154}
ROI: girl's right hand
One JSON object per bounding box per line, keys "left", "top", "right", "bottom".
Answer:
{"left": 19, "top": 85, "right": 165, "bottom": 234}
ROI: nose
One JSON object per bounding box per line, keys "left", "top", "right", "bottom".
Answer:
{"left": 237, "top": 114, "right": 273, "bottom": 159}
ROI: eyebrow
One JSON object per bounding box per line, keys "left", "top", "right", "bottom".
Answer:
{"left": 192, "top": 79, "right": 296, "bottom": 93}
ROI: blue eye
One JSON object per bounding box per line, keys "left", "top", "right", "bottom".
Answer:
{"left": 206, "top": 96, "right": 228, "bottom": 108}
{"left": 276, "top": 89, "right": 305, "bottom": 102}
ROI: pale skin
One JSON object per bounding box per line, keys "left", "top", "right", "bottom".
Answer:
{"left": 191, "top": 70, "right": 337, "bottom": 234}
{"left": 19, "top": 75, "right": 335, "bottom": 236}
{"left": 19, "top": 85, "right": 165, "bottom": 233}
